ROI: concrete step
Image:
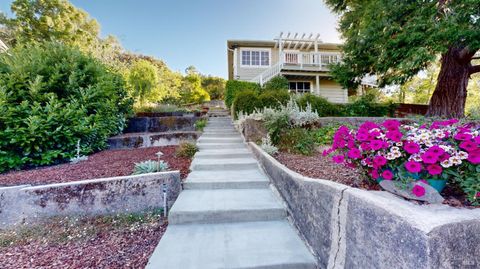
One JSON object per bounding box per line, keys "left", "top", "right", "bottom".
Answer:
{"left": 198, "top": 142, "right": 246, "bottom": 150}
{"left": 195, "top": 148, "right": 251, "bottom": 159}
{"left": 146, "top": 221, "right": 317, "bottom": 269}
{"left": 185, "top": 169, "right": 269, "bottom": 189}
{"left": 203, "top": 126, "right": 236, "bottom": 131}
{"left": 168, "top": 189, "right": 286, "bottom": 224}
{"left": 201, "top": 132, "right": 240, "bottom": 138}
{"left": 191, "top": 157, "right": 257, "bottom": 170}
{"left": 197, "top": 137, "right": 243, "bottom": 143}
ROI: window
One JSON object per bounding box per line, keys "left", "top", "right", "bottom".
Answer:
{"left": 289, "top": 82, "right": 311, "bottom": 94}
{"left": 241, "top": 49, "right": 270, "bottom": 67}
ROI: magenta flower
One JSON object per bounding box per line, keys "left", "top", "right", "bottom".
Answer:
{"left": 421, "top": 152, "right": 439, "bottom": 164}
{"left": 459, "top": 141, "right": 479, "bottom": 152}
{"left": 426, "top": 146, "right": 445, "bottom": 156}
{"left": 347, "top": 148, "right": 362, "bottom": 159}
{"left": 356, "top": 132, "right": 369, "bottom": 141}
{"left": 476, "top": 192, "right": 480, "bottom": 198}
{"left": 383, "top": 119, "right": 401, "bottom": 131}
{"left": 467, "top": 151, "right": 480, "bottom": 164}
{"left": 332, "top": 155, "right": 345, "bottom": 164}
{"left": 371, "top": 169, "right": 379, "bottom": 179}
{"left": 426, "top": 164, "right": 443, "bottom": 175}
{"left": 475, "top": 136, "right": 480, "bottom": 144}
{"left": 360, "top": 142, "right": 371, "bottom": 151}
{"left": 386, "top": 130, "right": 403, "bottom": 142}
{"left": 373, "top": 155, "right": 387, "bottom": 167}
{"left": 405, "top": 161, "right": 422, "bottom": 173}
{"left": 360, "top": 121, "right": 379, "bottom": 130}
{"left": 370, "top": 140, "right": 383, "bottom": 150}
{"left": 381, "top": 170, "right": 394, "bottom": 180}
{"left": 404, "top": 141, "right": 420, "bottom": 154}
{"left": 412, "top": 185, "right": 426, "bottom": 197}
{"left": 454, "top": 133, "right": 472, "bottom": 141}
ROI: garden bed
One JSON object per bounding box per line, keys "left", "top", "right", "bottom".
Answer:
{"left": 275, "top": 148, "right": 478, "bottom": 208}
{"left": 0, "top": 146, "right": 192, "bottom": 187}
{"left": 0, "top": 210, "right": 166, "bottom": 268}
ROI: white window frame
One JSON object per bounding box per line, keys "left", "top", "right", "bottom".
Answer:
{"left": 240, "top": 48, "right": 271, "bottom": 68}
{"left": 289, "top": 81, "right": 311, "bottom": 94}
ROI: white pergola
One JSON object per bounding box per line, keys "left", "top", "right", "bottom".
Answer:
{"left": 0, "top": 38, "right": 8, "bottom": 52}
{"left": 274, "top": 32, "right": 322, "bottom": 52}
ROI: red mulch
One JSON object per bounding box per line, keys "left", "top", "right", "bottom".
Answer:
{"left": 275, "top": 149, "right": 478, "bottom": 208}
{"left": 0, "top": 213, "right": 167, "bottom": 269}
{"left": 0, "top": 146, "right": 192, "bottom": 186}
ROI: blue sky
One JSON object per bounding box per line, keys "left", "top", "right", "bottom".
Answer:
{"left": 1, "top": 0, "right": 341, "bottom": 78}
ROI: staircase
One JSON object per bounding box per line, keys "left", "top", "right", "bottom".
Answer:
{"left": 146, "top": 111, "right": 316, "bottom": 269}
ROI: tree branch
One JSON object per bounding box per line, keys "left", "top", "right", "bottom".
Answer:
{"left": 470, "top": 65, "right": 480, "bottom": 75}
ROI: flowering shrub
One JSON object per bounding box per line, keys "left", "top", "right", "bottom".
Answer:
{"left": 324, "top": 119, "right": 480, "bottom": 204}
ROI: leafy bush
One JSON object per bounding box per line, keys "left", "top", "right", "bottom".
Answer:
{"left": 201, "top": 76, "right": 226, "bottom": 100}
{"left": 180, "top": 73, "right": 210, "bottom": 105}
{"left": 260, "top": 135, "right": 278, "bottom": 155}
{"left": 133, "top": 103, "right": 189, "bottom": 114}
{"left": 195, "top": 119, "right": 208, "bottom": 131}
{"left": 312, "top": 124, "right": 345, "bottom": 145}
{"left": 176, "top": 141, "right": 198, "bottom": 158}
{"left": 132, "top": 160, "right": 169, "bottom": 175}
{"left": 127, "top": 59, "right": 159, "bottom": 104}
{"left": 0, "top": 42, "right": 132, "bottom": 172}
{"left": 297, "top": 94, "right": 344, "bottom": 116}
{"left": 263, "top": 75, "right": 289, "bottom": 92}
{"left": 231, "top": 90, "right": 261, "bottom": 119}
{"left": 225, "top": 80, "right": 261, "bottom": 108}
{"left": 278, "top": 128, "right": 317, "bottom": 155}
{"left": 345, "top": 93, "right": 396, "bottom": 117}
{"left": 258, "top": 90, "right": 290, "bottom": 109}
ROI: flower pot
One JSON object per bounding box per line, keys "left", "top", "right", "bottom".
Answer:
{"left": 427, "top": 179, "right": 447, "bottom": 193}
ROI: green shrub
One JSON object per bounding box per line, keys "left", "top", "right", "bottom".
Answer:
{"left": 176, "top": 141, "right": 198, "bottom": 158}
{"left": 231, "top": 90, "right": 261, "bottom": 119}
{"left": 312, "top": 124, "right": 347, "bottom": 145}
{"left": 195, "top": 118, "right": 207, "bottom": 131}
{"left": 297, "top": 94, "right": 344, "bottom": 116}
{"left": 225, "top": 80, "right": 261, "bottom": 108}
{"left": 132, "top": 160, "right": 169, "bottom": 175}
{"left": 0, "top": 42, "right": 132, "bottom": 172}
{"left": 258, "top": 90, "right": 290, "bottom": 109}
{"left": 345, "top": 93, "right": 396, "bottom": 117}
{"left": 278, "top": 128, "right": 317, "bottom": 155}
{"left": 263, "top": 75, "right": 289, "bottom": 92}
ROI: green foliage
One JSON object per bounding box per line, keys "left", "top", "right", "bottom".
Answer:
{"left": 0, "top": 42, "right": 132, "bottom": 172}
{"left": 278, "top": 128, "right": 316, "bottom": 155}
{"left": 312, "top": 125, "right": 343, "bottom": 146}
{"left": 297, "top": 94, "right": 343, "bottom": 116}
{"left": 201, "top": 76, "right": 226, "bottom": 100}
{"left": 127, "top": 59, "right": 159, "bottom": 104}
{"left": 180, "top": 73, "right": 210, "bottom": 105}
{"left": 231, "top": 90, "right": 261, "bottom": 119}
{"left": 263, "top": 76, "right": 289, "bottom": 92}
{"left": 345, "top": 93, "right": 397, "bottom": 117}
{"left": 225, "top": 80, "right": 261, "bottom": 108}
{"left": 258, "top": 90, "right": 290, "bottom": 109}
{"left": 325, "top": 0, "right": 480, "bottom": 89}
{"left": 263, "top": 110, "right": 290, "bottom": 145}
{"left": 175, "top": 141, "right": 198, "bottom": 158}
{"left": 132, "top": 160, "right": 169, "bottom": 175}
{"left": 195, "top": 119, "right": 207, "bottom": 132}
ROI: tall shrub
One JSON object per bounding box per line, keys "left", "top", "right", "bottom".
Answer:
{"left": 231, "top": 90, "right": 261, "bottom": 119}
{"left": 263, "top": 75, "right": 289, "bottom": 92}
{"left": 0, "top": 42, "right": 132, "bottom": 172}
{"left": 225, "top": 80, "right": 260, "bottom": 108}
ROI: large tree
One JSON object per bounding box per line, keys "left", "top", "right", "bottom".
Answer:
{"left": 325, "top": 0, "right": 480, "bottom": 117}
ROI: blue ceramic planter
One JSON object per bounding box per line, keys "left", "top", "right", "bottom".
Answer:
{"left": 427, "top": 179, "right": 447, "bottom": 193}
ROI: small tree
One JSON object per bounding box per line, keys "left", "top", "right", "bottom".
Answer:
{"left": 127, "top": 59, "right": 159, "bottom": 104}
{"left": 180, "top": 73, "right": 210, "bottom": 104}
{"left": 264, "top": 75, "right": 289, "bottom": 92}
{"left": 201, "top": 76, "right": 226, "bottom": 100}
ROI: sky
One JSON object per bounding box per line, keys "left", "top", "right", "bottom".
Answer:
{"left": 0, "top": 0, "right": 341, "bottom": 78}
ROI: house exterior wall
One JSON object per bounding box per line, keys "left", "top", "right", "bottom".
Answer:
{"left": 319, "top": 79, "right": 348, "bottom": 103}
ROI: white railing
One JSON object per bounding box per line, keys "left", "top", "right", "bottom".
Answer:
{"left": 251, "top": 62, "right": 284, "bottom": 85}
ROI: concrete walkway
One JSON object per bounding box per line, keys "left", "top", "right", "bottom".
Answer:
{"left": 147, "top": 113, "right": 316, "bottom": 269}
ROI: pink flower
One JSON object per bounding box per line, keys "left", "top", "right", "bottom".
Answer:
{"left": 454, "top": 133, "right": 472, "bottom": 141}
{"left": 426, "top": 146, "right": 445, "bottom": 157}
{"left": 360, "top": 121, "right": 379, "bottom": 131}
{"left": 373, "top": 155, "right": 387, "bottom": 167}
{"left": 459, "top": 141, "right": 478, "bottom": 152}
{"left": 383, "top": 119, "right": 401, "bottom": 131}
{"left": 412, "top": 184, "right": 426, "bottom": 197}
{"left": 421, "top": 152, "right": 439, "bottom": 164}
{"left": 404, "top": 142, "right": 420, "bottom": 154}
{"left": 467, "top": 151, "right": 480, "bottom": 164}
{"left": 356, "top": 132, "right": 369, "bottom": 141}
{"left": 381, "top": 170, "right": 394, "bottom": 180}
{"left": 347, "top": 148, "right": 362, "bottom": 159}
{"left": 426, "top": 164, "right": 443, "bottom": 175}
{"left": 360, "top": 142, "right": 371, "bottom": 151}
{"left": 370, "top": 140, "right": 384, "bottom": 150}
{"left": 332, "top": 155, "right": 345, "bottom": 164}
{"left": 386, "top": 130, "right": 403, "bottom": 142}
{"left": 475, "top": 136, "right": 480, "bottom": 144}
{"left": 439, "top": 153, "right": 451, "bottom": 161}
{"left": 371, "top": 169, "right": 379, "bottom": 179}
{"left": 405, "top": 161, "right": 422, "bottom": 173}
{"left": 476, "top": 192, "right": 480, "bottom": 198}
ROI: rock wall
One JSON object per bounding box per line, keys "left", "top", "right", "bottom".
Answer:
{"left": 108, "top": 131, "right": 200, "bottom": 149}
{"left": 0, "top": 171, "right": 181, "bottom": 229}
{"left": 124, "top": 116, "right": 200, "bottom": 133}
{"left": 249, "top": 142, "right": 480, "bottom": 269}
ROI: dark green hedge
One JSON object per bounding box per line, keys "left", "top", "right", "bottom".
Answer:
{"left": 0, "top": 42, "right": 133, "bottom": 172}
{"left": 224, "top": 80, "right": 260, "bottom": 108}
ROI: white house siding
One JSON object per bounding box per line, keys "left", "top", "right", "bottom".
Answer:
{"left": 319, "top": 79, "right": 347, "bottom": 103}
{"left": 235, "top": 47, "right": 279, "bottom": 81}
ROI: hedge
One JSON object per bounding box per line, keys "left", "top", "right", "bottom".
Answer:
{"left": 225, "top": 80, "right": 261, "bottom": 108}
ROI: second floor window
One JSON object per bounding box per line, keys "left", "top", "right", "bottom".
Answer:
{"left": 241, "top": 49, "right": 270, "bottom": 67}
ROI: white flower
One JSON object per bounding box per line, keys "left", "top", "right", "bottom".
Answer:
{"left": 449, "top": 156, "right": 462, "bottom": 166}
{"left": 395, "top": 142, "right": 403, "bottom": 147}
{"left": 439, "top": 145, "right": 453, "bottom": 153}
{"left": 393, "top": 151, "right": 402, "bottom": 158}
{"left": 441, "top": 159, "right": 453, "bottom": 168}
{"left": 424, "top": 140, "right": 434, "bottom": 147}
{"left": 456, "top": 151, "right": 469, "bottom": 160}
{"left": 386, "top": 152, "right": 396, "bottom": 160}
{"left": 435, "top": 132, "right": 446, "bottom": 139}
{"left": 412, "top": 154, "right": 423, "bottom": 162}
{"left": 390, "top": 146, "right": 400, "bottom": 153}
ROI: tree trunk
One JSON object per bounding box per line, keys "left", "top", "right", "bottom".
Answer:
{"left": 426, "top": 47, "right": 471, "bottom": 118}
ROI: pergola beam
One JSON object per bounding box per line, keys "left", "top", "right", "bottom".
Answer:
{"left": 274, "top": 32, "right": 322, "bottom": 50}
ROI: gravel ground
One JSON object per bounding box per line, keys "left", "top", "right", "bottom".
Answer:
{"left": 0, "top": 146, "right": 192, "bottom": 186}
{"left": 275, "top": 149, "right": 477, "bottom": 208}
{"left": 0, "top": 211, "right": 167, "bottom": 269}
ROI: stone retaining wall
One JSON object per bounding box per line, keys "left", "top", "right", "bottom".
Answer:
{"left": 0, "top": 171, "right": 181, "bottom": 229}
{"left": 124, "top": 116, "right": 201, "bottom": 133}
{"left": 108, "top": 131, "right": 200, "bottom": 149}
{"left": 249, "top": 143, "right": 480, "bottom": 269}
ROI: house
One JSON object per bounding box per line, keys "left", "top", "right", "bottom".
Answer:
{"left": 227, "top": 32, "right": 347, "bottom": 103}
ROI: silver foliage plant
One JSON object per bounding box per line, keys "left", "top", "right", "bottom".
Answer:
{"left": 260, "top": 135, "right": 278, "bottom": 155}
{"left": 132, "top": 160, "right": 169, "bottom": 175}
